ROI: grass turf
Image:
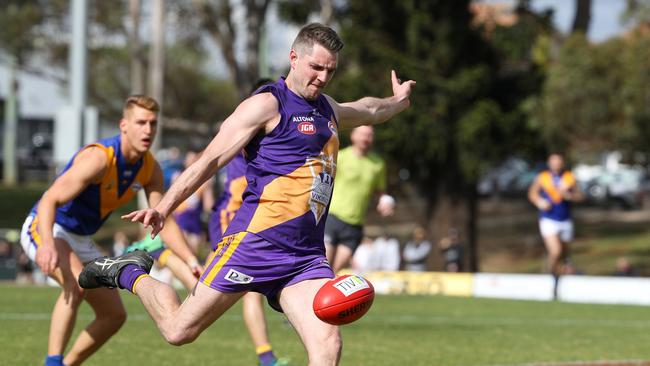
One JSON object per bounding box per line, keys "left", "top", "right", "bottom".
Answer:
{"left": 2, "top": 284, "right": 650, "bottom": 366}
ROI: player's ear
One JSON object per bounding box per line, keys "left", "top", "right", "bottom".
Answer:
{"left": 289, "top": 49, "right": 298, "bottom": 69}
{"left": 119, "top": 118, "right": 127, "bottom": 132}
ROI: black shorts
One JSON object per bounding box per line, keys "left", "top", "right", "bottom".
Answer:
{"left": 324, "top": 214, "right": 364, "bottom": 252}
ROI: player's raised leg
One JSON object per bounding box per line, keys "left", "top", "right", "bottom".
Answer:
{"left": 279, "top": 278, "right": 342, "bottom": 366}
{"left": 80, "top": 253, "right": 243, "bottom": 346}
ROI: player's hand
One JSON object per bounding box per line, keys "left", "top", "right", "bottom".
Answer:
{"left": 187, "top": 258, "right": 203, "bottom": 278}
{"left": 536, "top": 198, "right": 551, "bottom": 211}
{"left": 391, "top": 70, "right": 416, "bottom": 104}
{"left": 122, "top": 209, "right": 166, "bottom": 237}
{"left": 36, "top": 242, "right": 58, "bottom": 275}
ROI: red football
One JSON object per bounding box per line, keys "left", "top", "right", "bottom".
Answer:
{"left": 313, "top": 274, "right": 375, "bottom": 325}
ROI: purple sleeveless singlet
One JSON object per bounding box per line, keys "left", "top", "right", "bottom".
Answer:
{"left": 199, "top": 78, "right": 339, "bottom": 309}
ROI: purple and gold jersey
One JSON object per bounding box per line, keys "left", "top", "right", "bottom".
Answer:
{"left": 536, "top": 170, "right": 576, "bottom": 221}
{"left": 208, "top": 153, "right": 248, "bottom": 248}
{"left": 222, "top": 77, "right": 339, "bottom": 251}
{"left": 30, "top": 135, "right": 155, "bottom": 235}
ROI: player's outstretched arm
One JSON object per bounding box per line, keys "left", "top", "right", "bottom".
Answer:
{"left": 123, "top": 93, "right": 279, "bottom": 236}
{"left": 35, "top": 147, "right": 107, "bottom": 274}
{"left": 328, "top": 70, "right": 416, "bottom": 130}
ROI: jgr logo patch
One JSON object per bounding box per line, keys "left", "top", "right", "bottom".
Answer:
{"left": 224, "top": 269, "right": 254, "bottom": 284}
{"left": 333, "top": 275, "right": 369, "bottom": 297}
{"left": 297, "top": 122, "right": 316, "bottom": 135}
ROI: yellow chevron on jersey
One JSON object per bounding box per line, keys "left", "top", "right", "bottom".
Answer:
{"left": 246, "top": 133, "right": 338, "bottom": 234}
{"left": 538, "top": 170, "right": 575, "bottom": 204}
{"left": 96, "top": 143, "right": 155, "bottom": 219}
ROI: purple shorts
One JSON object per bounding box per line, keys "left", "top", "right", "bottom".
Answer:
{"left": 200, "top": 231, "right": 334, "bottom": 312}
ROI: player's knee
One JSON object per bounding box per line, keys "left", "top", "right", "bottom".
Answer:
{"left": 62, "top": 285, "right": 85, "bottom": 307}
{"left": 163, "top": 326, "right": 198, "bottom": 346}
{"left": 96, "top": 306, "right": 127, "bottom": 332}
{"left": 310, "top": 329, "right": 342, "bottom": 363}
{"left": 111, "top": 307, "right": 128, "bottom": 328}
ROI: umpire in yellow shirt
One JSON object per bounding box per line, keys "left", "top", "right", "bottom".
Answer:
{"left": 325, "top": 125, "right": 395, "bottom": 273}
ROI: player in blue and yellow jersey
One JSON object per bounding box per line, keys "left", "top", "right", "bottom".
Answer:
{"left": 528, "top": 153, "right": 583, "bottom": 299}
{"left": 21, "top": 96, "right": 201, "bottom": 366}
{"left": 81, "top": 23, "right": 415, "bottom": 365}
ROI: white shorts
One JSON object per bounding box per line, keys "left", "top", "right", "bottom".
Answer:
{"left": 21, "top": 215, "right": 103, "bottom": 264}
{"left": 539, "top": 218, "right": 574, "bottom": 243}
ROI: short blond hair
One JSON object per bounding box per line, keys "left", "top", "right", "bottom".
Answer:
{"left": 123, "top": 95, "right": 159, "bottom": 115}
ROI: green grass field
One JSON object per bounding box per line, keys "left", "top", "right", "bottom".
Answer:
{"left": 2, "top": 284, "right": 650, "bottom": 366}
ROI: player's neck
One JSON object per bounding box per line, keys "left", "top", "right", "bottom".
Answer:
{"left": 351, "top": 145, "right": 369, "bottom": 157}
{"left": 284, "top": 73, "right": 302, "bottom": 99}
{"left": 120, "top": 138, "right": 144, "bottom": 164}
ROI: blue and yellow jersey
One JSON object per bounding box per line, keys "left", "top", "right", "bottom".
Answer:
{"left": 30, "top": 135, "right": 155, "bottom": 235}
{"left": 536, "top": 170, "right": 576, "bottom": 221}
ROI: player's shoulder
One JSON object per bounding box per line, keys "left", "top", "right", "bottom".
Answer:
{"left": 74, "top": 145, "right": 110, "bottom": 166}
{"left": 237, "top": 92, "right": 279, "bottom": 120}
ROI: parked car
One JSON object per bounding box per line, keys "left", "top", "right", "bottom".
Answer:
{"left": 584, "top": 168, "right": 648, "bottom": 210}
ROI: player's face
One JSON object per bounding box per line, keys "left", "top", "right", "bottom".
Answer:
{"left": 290, "top": 43, "right": 338, "bottom": 100}
{"left": 120, "top": 105, "right": 157, "bottom": 155}
{"left": 351, "top": 125, "right": 374, "bottom": 153}
{"left": 548, "top": 154, "right": 564, "bottom": 173}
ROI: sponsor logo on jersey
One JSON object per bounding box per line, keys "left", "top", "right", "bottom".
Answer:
{"left": 224, "top": 268, "right": 254, "bottom": 284}
{"left": 131, "top": 182, "right": 143, "bottom": 192}
{"left": 328, "top": 121, "right": 338, "bottom": 135}
{"left": 298, "top": 122, "right": 316, "bottom": 135}
{"left": 124, "top": 170, "right": 133, "bottom": 177}
{"left": 292, "top": 115, "right": 315, "bottom": 123}
{"left": 333, "top": 275, "right": 370, "bottom": 297}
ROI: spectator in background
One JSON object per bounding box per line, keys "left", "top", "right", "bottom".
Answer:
{"left": 613, "top": 257, "right": 638, "bottom": 277}
{"left": 402, "top": 226, "right": 431, "bottom": 272}
{"left": 371, "top": 233, "right": 400, "bottom": 271}
{"left": 0, "top": 239, "right": 12, "bottom": 258}
{"left": 439, "top": 228, "right": 463, "bottom": 272}
{"left": 351, "top": 237, "right": 374, "bottom": 273}
{"left": 16, "top": 247, "right": 34, "bottom": 284}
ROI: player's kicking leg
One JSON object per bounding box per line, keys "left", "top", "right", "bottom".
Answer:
{"left": 79, "top": 251, "right": 243, "bottom": 345}
{"left": 279, "top": 278, "right": 342, "bottom": 366}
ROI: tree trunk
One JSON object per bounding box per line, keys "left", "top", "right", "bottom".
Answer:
{"left": 572, "top": 0, "right": 591, "bottom": 34}
{"left": 466, "top": 186, "right": 479, "bottom": 272}
{"left": 128, "top": 0, "right": 145, "bottom": 94}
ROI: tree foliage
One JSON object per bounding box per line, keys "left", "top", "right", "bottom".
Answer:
{"left": 0, "top": 0, "right": 238, "bottom": 129}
